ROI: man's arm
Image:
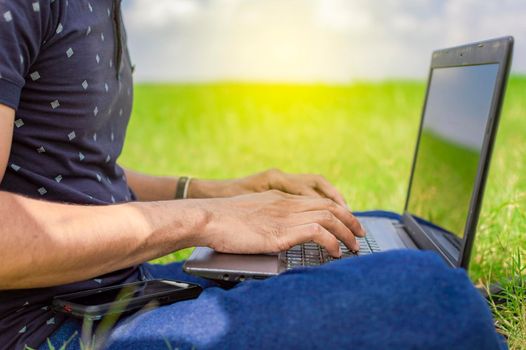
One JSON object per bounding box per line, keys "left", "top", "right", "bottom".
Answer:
{"left": 125, "top": 168, "right": 348, "bottom": 206}
{"left": 124, "top": 169, "right": 245, "bottom": 201}
{"left": 0, "top": 106, "right": 203, "bottom": 290}
{"left": 124, "top": 169, "right": 179, "bottom": 201}
{"left": 124, "top": 168, "right": 244, "bottom": 201}
{"left": 0, "top": 189, "right": 364, "bottom": 291}
{"left": 0, "top": 108, "right": 202, "bottom": 289}
{"left": 0, "top": 192, "right": 206, "bottom": 290}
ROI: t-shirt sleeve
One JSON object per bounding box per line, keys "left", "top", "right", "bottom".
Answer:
{"left": 0, "top": 0, "right": 51, "bottom": 110}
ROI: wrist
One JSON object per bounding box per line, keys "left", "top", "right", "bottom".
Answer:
{"left": 133, "top": 199, "right": 212, "bottom": 251}
{"left": 188, "top": 178, "right": 241, "bottom": 199}
{"left": 189, "top": 197, "right": 233, "bottom": 250}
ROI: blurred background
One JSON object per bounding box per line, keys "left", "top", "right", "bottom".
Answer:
{"left": 119, "top": 2, "right": 525, "bottom": 347}
{"left": 123, "top": 0, "right": 526, "bottom": 82}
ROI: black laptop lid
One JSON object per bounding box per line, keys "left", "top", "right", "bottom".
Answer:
{"left": 403, "top": 37, "right": 513, "bottom": 268}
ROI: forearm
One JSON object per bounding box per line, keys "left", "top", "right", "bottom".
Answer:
{"left": 124, "top": 168, "right": 239, "bottom": 201}
{"left": 0, "top": 191, "right": 208, "bottom": 290}
{"left": 124, "top": 168, "right": 179, "bottom": 201}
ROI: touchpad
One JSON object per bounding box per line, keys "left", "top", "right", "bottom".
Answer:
{"left": 186, "top": 247, "right": 280, "bottom": 276}
{"left": 359, "top": 218, "right": 408, "bottom": 251}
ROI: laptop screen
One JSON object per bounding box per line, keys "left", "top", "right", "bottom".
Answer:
{"left": 406, "top": 63, "right": 499, "bottom": 245}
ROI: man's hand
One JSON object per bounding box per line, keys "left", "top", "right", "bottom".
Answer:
{"left": 0, "top": 187, "right": 362, "bottom": 289}
{"left": 199, "top": 190, "right": 365, "bottom": 257}
{"left": 123, "top": 169, "right": 362, "bottom": 258}
{"left": 190, "top": 169, "right": 348, "bottom": 207}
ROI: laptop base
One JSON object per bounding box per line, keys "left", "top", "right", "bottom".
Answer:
{"left": 184, "top": 217, "right": 417, "bottom": 282}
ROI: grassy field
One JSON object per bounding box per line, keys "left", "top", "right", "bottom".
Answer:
{"left": 120, "top": 77, "right": 526, "bottom": 348}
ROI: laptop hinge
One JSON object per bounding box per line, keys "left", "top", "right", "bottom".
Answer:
{"left": 401, "top": 213, "right": 457, "bottom": 268}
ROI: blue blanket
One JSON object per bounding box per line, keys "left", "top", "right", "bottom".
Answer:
{"left": 41, "top": 212, "right": 505, "bottom": 350}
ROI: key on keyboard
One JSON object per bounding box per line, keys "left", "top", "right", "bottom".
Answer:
{"left": 285, "top": 234, "right": 382, "bottom": 269}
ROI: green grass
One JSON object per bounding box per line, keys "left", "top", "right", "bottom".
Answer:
{"left": 120, "top": 77, "right": 526, "bottom": 349}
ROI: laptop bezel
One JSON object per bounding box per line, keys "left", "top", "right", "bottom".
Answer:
{"left": 402, "top": 36, "right": 514, "bottom": 269}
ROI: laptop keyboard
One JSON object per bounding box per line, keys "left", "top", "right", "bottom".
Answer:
{"left": 285, "top": 234, "right": 382, "bottom": 269}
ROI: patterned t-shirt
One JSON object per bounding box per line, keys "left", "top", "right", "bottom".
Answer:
{"left": 0, "top": 0, "right": 142, "bottom": 348}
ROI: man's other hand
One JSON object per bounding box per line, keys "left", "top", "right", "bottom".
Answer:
{"left": 189, "top": 169, "right": 348, "bottom": 208}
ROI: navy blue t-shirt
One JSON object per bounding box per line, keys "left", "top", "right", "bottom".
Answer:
{"left": 0, "top": 1, "right": 142, "bottom": 348}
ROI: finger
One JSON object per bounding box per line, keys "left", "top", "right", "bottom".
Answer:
{"left": 283, "top": 223, "right": 341, "bottom": 257}
{"left": 267, "top": 189, "right": 289, "bottom": 197}
{"left": 326, "top": 202, "right": 366, "bottom": 238}
{"left": 291, "top": 197, "right": 366, "bottom": 237}
{"left": 279, "top": 182, "right": 322, "bottom": 198}
{"left": 309, "top": 175, "right": 347, "bottom": 207}
{"left": 289, "top": 210, "right": 359, "bottom": 251}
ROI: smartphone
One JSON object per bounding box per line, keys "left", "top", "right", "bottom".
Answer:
{"left": 52, "top": 279, "right": 203, "bottom": 320}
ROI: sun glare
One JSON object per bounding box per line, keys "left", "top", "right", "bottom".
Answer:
{"left": 124, "top": 0, "right": 526, "bottom": 82}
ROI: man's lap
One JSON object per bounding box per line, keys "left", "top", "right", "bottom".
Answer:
{"left": 40, "top": 250, "right": 505, "bottom": 350}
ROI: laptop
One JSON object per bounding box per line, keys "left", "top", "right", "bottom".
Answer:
{"left": 184, "top": 36, "right": 514, "bottom": 282}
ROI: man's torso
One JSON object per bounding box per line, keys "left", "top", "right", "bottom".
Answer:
{"left": 0, "top": 1, "right": 141, "bottom": 348}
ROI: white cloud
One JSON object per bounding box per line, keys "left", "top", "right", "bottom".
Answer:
{"left": 136, "top": 0, "right": 201, "bottom": 26}
{"left": 317, "top": 0, "right": 374, "bottom": 32}
{"left": 123, "top": 0, "right": 526, "bottom": 82}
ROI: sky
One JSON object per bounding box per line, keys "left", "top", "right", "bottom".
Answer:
{"left": 122, "top": 0, "right": 526, "bottom": 83}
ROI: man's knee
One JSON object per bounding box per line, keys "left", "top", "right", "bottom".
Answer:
{"left": 273, "top": 250, "right": 501, "bottom": 349}
{"left": 313, "top": 250, "right": 480, "bottom": 312}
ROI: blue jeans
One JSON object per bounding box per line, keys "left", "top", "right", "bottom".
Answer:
{"left": 39, "top": 250, "right": 505, "bottom": 350}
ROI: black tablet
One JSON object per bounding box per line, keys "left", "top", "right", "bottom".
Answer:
{"left": 52, "top": 279, "right": 203, "bottom": 321}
